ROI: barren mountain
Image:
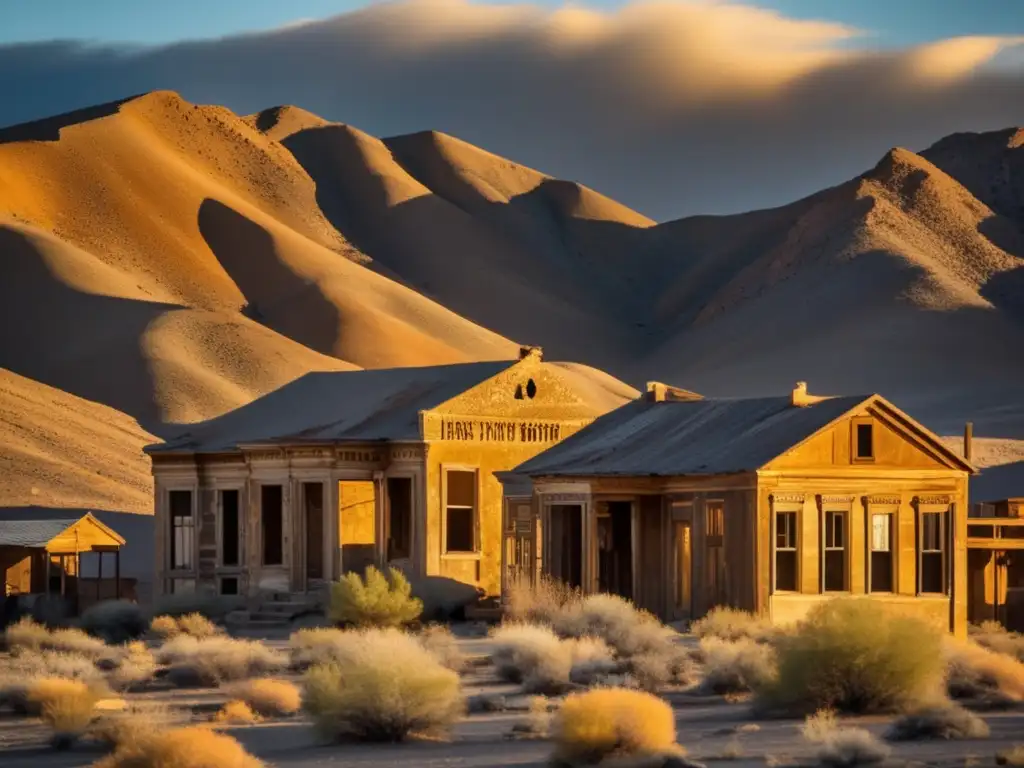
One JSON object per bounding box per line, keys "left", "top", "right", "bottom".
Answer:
{"left": 1, "top": 91, "right": 1022, "bottom": 512}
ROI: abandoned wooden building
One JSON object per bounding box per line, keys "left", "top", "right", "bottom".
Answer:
{"left": 966, "top": 497, "right": 1024, "bottom": 631}
{"left": 0, "top": 509, "right": 128, "bottom": 613}
{"left": 145, "top": 349, "right": 635, "bottom": 601}
{"left": 501, "top": 382, "right": 975, "bottom": 635}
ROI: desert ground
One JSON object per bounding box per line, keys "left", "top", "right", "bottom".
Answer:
{"left": 5, "top": 586, "right": 1024, "bottom": 768}
{"left": 1, "top": 93, "right": 1022, "bottom": 522}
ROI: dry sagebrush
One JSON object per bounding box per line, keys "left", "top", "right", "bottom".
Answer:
{"left": 80, "top": 600, "right": 148, "bottom": 645}
{"left": 4, "top": 618, "right": 108, "bottom": 658}
{"left": 328, "top": 566, "right": 423, "bottom": 628}
{"left": 946, "top": 637, "right": 1024, "bottom": 707}
{"left": 801, "top": 709, "right": 891, "bottom": 768}
{"left": 759, "top": 599, "right": 945, "bottom": 715}
{"left": 506, "top": 574, "right": 582, "bottom": 626}
{"left": 886, "top": 702, "right": 990, "bottom": 741}
{"left": 551, "top": 687, "right": 684, "bottom": 766}
{"left": 303, "top": 627, "right": 463, "bottom": 742}
{"left": 699, "top": 636, "right": 777, "bottom": 694}
{"left": 157, "top": 635, "right": 287, "bottom": 686}
{"left": 691, "top": 606, "right": 778, "bottom": 643}
{"left": 94, "top": 725, "right": 263, "bottom": 768}
{"left": 224, "top": 678, "right": 301, "bottom": 717}
{"left": 151, "top": 612, "right": 222, "bottom": 641}
{"left": 490, "top": 623, "right": 619, "bottom": 694}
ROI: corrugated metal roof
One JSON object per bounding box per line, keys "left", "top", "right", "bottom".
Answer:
{"left": 513, "top": 394, "right": 870, "bottom": 477}
{"left": 149, "top": 361, "right": 515, "bottom": 453}
{"left": 0, "top": 508, "right": 91, "bottom": 548}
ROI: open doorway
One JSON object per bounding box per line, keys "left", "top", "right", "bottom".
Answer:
{"left": 338, "top": 480, "right": 376, "bottom": 575}
{"left": 597, "top": 501, "right": 633, "bottom": 599}
{"left": 548, "top": 504, "right": 582, "bottom": 589}
{"left": 386, "top": 477, "right": 413, "bottom": 563}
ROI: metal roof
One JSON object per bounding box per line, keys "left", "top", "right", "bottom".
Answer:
{"left": 149, "top": 360, "right": 514, "bottom": 453}
{"left": 513, "top": 394, "right": 871, "bottom": 477}
{"left": 0, "top": 508, "right": 125, "bottom": 549}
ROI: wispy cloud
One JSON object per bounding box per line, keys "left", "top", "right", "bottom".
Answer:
{"left": 0, "top": 0, "right": 1021, "bottom": 218}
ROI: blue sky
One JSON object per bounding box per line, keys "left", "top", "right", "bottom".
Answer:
{"left": 1, "top": 0, "right": 1022, "bottom": 47}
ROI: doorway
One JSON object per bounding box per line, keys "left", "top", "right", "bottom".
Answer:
{"left": 597, "top": 501, "right": 633, "bottom": 599}
{"left": 548, "top": 504, "right": 583, "bottom": 589}
{"left": 338, "top": 480, "right": 377, "bottom": 575}
{"left": 386, "top": 477, "right": 413, "bottom": 563}
{"left": 671, "top": 521, "right": 693, "bottom": 620}
{"left": 303, "top": 483, "right": 324, "bottom": 581}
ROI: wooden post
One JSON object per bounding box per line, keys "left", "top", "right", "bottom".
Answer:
{"left": 115, "top": 550, "right": 121, "bottom": 600}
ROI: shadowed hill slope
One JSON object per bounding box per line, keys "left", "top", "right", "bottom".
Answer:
{"left": 0, "top": 91, "right": 1022, "bottom": 514}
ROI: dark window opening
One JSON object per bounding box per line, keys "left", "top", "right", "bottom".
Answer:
{"left": 775, "top": 511, "right": 798, "bottom": 592}
{"left": 823, "top": 510, "right": 847, "bottom": 592}
{"left": 597, "top": 502, "right": 633, "bottom": 599}
{"left": 387, "top": 477, "right": 413, "bottom": 560}
{"left": 526, "top": 379, "right": 537, "bottom": 399}
{"left": 870, "top": 513, "right": 893, "bottom": 592}
{"left": 261, "top": 485, "right": 284, "bottom": 566}
{"left": 169, "top": 490, "right": 194, "bottom": 570}
{"left": 856, "top": 423, "right": 874, "bottom": 459}
{"left": 706, "top": 501, "right": 726, "bottom": 605}
{"left": 304, "top": 483, "right": 324, "bottom": 579}
{"left": 220, "top": 577, "right": 239, "bottom": 595}
{"left": 220, "top": 489, "right": 240, "bottom": 566}
{"left": 445, "top": 470, "right": 476, "bottom": 553}
{"left": 920, "top": 511, "right": 945, "bottom": 594}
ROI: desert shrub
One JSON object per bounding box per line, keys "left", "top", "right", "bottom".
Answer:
{"left": 158, "top": 635, "right": 287, "bottom": 686}
{"left": 759, "top": 599, "right": 945, "bottom": 715}
{"left": 80, "top": 600, "right": 149, "bottom": 645}
{"left": 152, "top": 593, "right": 244, "bottom": 621}
{"left": 970, "top": 622, "right": 1024, "bottom": 662}
{"left": 506, "top": 575, "right": 582, "bottom": 626}
{"left": 945, "top": 638, "right": 1024, "bottom": 707}
{"left": 149, "top": 615, "right": 180, "bottom": 640}
{"left": 700, "top": 636, "right": 777, "bottom": 694}
{"left": 691, "top": 607, "right": 777, "bottom": 643}
{"left": 289, "top": 627, "right": 348, "bottom": 669}
{"left": 622, "top": 647, "right": 699, "bottom": 691}
{"left": 567, "top": 636, "right": 618, "bottom": 686}
{"left": 328, "top": 566, "right": 423, "bottom": 627}
{"left": 886, "top": 702, "right": 989, "bottom": 740}
{"left": 303, "top": 627, "right": 463, "bottom": 741}
{"left": 555, "top": 594, "right": 676, "bottom": 659}
{"left": 41, "top": 688, "right": 99, "bottom": 749}
{"left": 22, "top": 677, "right": 100, "bottom": 718}
{"left": 94, "top": 725, "right": 264, "bottom": 768}
{"left": 177, "top": 612, "right": 222, "bottom": 639}
{"left": 551, "top": 687, "right": 683, "bottom": 766}
{"left": 3, "top": 649, "right": 103, "bottom": 683}
{"left": 215, "top": 700, "right": 260, "bottom": 724}
{"left": 418, "top": 624, "right": 465, "bottom": 672}
{"left": 491, "top": 623, "right": 574, "bottom": 693}
{"left": 91, "top": 702, "right": 181, "bottom": 751}
{"left": 4, "top": 618, "right": 108, "bottom": 658}
{"left": 106, "top": 644, "right": 157, "bottom": 691}
{"left": 801, "top": 709, "right": 891, "bottom": 767}
{"left": 224, "top": 678, "right": 301, "bottom": 717}
{"left": 998, "top": 746, "right": 1024, "bottom": 766}
{"left": 4, "top": 617, "right": 52, "bottom": 652}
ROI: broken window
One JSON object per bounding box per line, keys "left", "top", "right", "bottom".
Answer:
{"left": 870, "top": 513, "right": 894, "bottom": 592}
{"left": 261, "top": 485, "right": 284, "bottom": 566}
{"left": 444, "top": 469, "right": 477, "bottom": 553}
{"left": 920, "top": 510, "right": 946, "bottom": 594}
{"left": 220, "top": 489, "right": 240, "bottom": 566}
{"left": 823, "top": 510, "right": 847, "bottom": 592}
{"left": 775, "top": 511, "right": 798, "bottom": 592}
{"left": 169, "top": 490, "right": 194, "bottom": 570}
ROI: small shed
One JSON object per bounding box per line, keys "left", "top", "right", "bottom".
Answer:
{"left": 0, "top": 509, "right": 127, "bottom": 610}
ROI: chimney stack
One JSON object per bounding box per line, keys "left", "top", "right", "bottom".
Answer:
{"left": 964, "top": 421, "right": 973, "bottom": 463}
{"left": 791, "top": 381, "right": 831, "bottom": 407}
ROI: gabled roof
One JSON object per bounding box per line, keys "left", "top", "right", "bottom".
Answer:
{"left": 0, "top": 508, "right": 126, "bottom": 550}
{"left": 150, "top": 361, "right": 513, "bottom": 454}
{"left": 513, "top": 393, "right": 972, "bottom": 478}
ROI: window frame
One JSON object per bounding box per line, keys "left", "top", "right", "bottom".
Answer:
{"left": 867, "top": 507, "right": 897, "bottom": 594}
{"left": 167, "top": 488, "right": 196, "bottom": 573}
{"left": 441, "top": 465, "right": 480, "bottom": 557}
{"left": 852, "top": 417, "right": 875, "bottom": 462}
{"left": 704, "top": 498, "right": 726, "bottom": 606}
{"left": 217, "top": 486, "right": 244, "bottom": 568}
{"left": 917, "top": 501, "right": 950, "bottom": 596}
{"left": 770, "top": 495, "right": 803, "bottom": 594}
{"left": 819, "top": 497, "right": 853, "bottom": 593}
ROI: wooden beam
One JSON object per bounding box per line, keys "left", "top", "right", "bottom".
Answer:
{"left": 967, "top": 539, "right": 1024, "bottom": 551}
